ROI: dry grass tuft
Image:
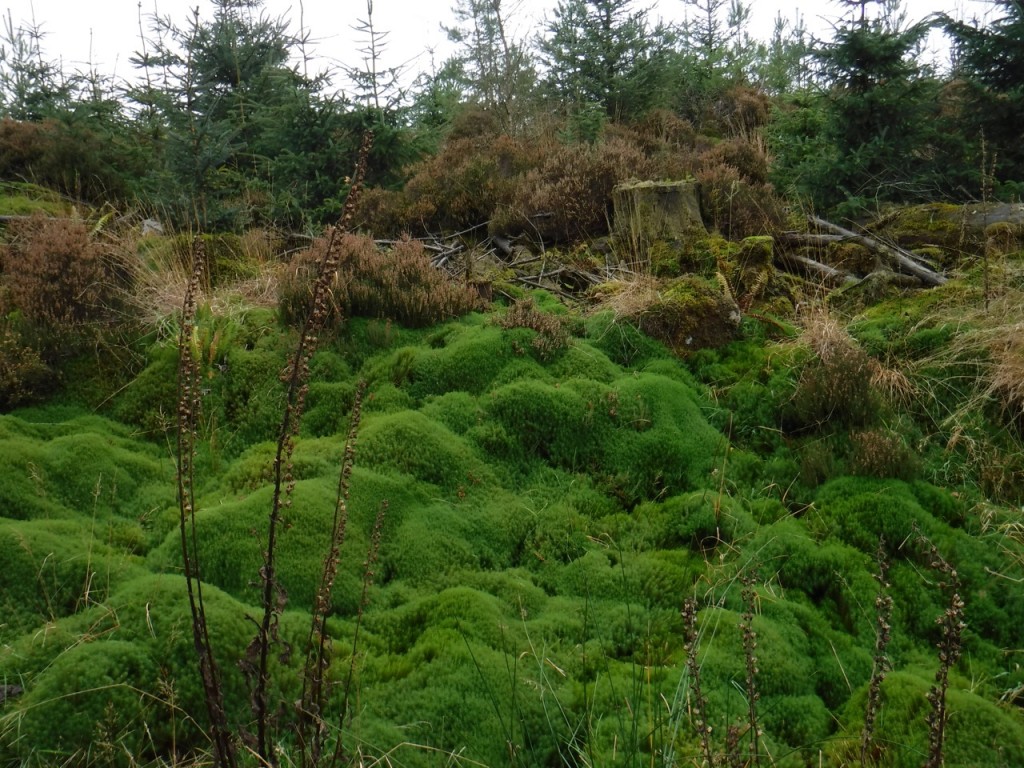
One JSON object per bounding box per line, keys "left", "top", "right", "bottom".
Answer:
{"left": 117, "top": 227, "right": 285, "bottom": 336}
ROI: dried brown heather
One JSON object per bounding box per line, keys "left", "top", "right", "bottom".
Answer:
{"left": 497, "top": 296, "right": 570, "bottom": 359}
{"left": 683, "top": 597, "right": 715, "bottom": 767}
{"left": 917, "top": 528, "right": 966, "bottom": 768}
{"left": 861, "top": 537, "right": 893, "bottom": 766}
{"left": 176, "top": 238, "right": 237, "bottom": 768}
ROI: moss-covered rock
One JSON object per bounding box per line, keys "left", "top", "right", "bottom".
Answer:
{"left": 636, "top": 275, "right": 742, "bottom": 351}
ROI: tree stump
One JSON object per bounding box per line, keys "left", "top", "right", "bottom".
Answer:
{"left": 612, "top": 180, "right": 705, "bottom": 271}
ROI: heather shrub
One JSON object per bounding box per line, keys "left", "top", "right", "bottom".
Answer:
{"left": 495, "top": 295, "right": 571, "bottom": 360}
{"left": 377, "top": 132, "right": 543, "bottom": 234}
{"left": 695, "top": 160, "right": 786, "bottom": 239}
{"left": 626, "top": 109, "right": 702, "bottom": 177}
{"left": 0, "top": 320, "right": 51, "bottom": 408}
{"left": 279, "top": 233, "right": 478, "bottom": 330}
{"left": 708, "top": 85, "right": 772, "bottom": 139}
{"left": 493, "top": 136, "right": 650, "bottom": 243}
{"left": 0, "top": 214, "right": 123, "bottom": 356}
{"left": 0, "top": 119, "right": 138, "bottom": 203}
{"left": 792, "top": 312, "right": 880, "bottom": 430}
{"left": 848, "top": 426, "right": 920, "bottom": 480}
{"left": 703, "top": 136, "right": 771, "bottom": 185}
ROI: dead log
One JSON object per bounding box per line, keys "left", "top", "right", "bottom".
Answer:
{"left": 808, "top": 216, "right": 947, "bottom": 287}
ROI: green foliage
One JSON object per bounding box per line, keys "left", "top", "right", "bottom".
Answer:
{"left": 6, "top": 252, "right": 1024, "bottom": 768}
{"left": 0, "top": 319, "right": 51, "bottom": 408}
{"left": 813, "top": 477, "right": 933, "bottom": 556}
{"left": 0, "top": 409, "right": 170, "bottom": 524}
{"left": 772, "top": 8, "right": 967, "bottom": 214}
{"left": 0, "top": 519, "right": 142, "bottom": 642}
{"left": 585, "top": 309, "right": 672, "bottom": 368}
{"left": 791, "top": 322, "right": 879, "bottom": 431}
{"left": 634, "top": 275, "right": 743, "bottom": 352}
{"left": 0, "top": 575, "right": 271, "bottom": 762}
{"left": 12, "top": 640, "right": 161, "bottom": 759}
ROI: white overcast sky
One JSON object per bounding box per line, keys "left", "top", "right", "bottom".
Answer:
{"left": 0, "top": 0, "right": 997, "bottom": 90}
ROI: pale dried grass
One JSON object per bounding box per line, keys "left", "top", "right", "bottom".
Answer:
{"left": 591, "top": 276, "right": 663, "bottom": 321}
{"left": 909, "top": 288, "right": 1024, "bottom": 427}
{"left": 115, "top": 229, "right": 284, "bottom": 335}
{"left": 799, "top": 308, "right": 851, "bottom": 364}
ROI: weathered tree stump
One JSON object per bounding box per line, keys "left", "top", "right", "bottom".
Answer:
{"left": 612, "top": 180, "right": 705, "bottom": 271}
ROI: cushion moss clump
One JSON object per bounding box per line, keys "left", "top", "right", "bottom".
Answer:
{"left": 419, "top": 390, "right": 483, "bottom": 435}
{"left": 0, "top": 575, "right": 271, "bottom": 762}
{"left": 0, "top": 411, "right": 171, "bottom": 522}
{"left": 151, "top": 469, "right": 413, "bottom": 615}
{"left": 358, "top": 410, "right": 496, "bottom": 492}
{"left": 585, "top": 309, "right": 672, "bottom": 368}
{"left": 403, "top": 324, "right": 519, "bottom": 399}
{"left": 214, "top": 437, "right": 337, "bottom": 494}
{"left": 10, "top": 640, "right": 163, "bottom": 758}
{"left": 811, "top": 477, "right": 936, "bottom": 556}
{"left": 0, "top": 519, "right": 143, "bottom": 642}
{"left": 831, "top": 669, "right": 1024, "bottom": 767}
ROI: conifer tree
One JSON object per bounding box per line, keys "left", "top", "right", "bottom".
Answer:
{"left": 444, "top": 0, "right": 535, "bottom": 130}
{"left": 129, "top": 0, "right": 366, "bottom": 229}
{"left": 774, "top": 0, "right": 948, "bottom": 214}
{"left": 944, "top": 0, "right": 1024, "bottom": 191}
{"left": 538, "top": 0, "right": 675, "bottom": 126}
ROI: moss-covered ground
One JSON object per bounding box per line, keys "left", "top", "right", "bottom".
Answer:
{"left": 2, "top": 261, "right": 1024, "bottom": 767}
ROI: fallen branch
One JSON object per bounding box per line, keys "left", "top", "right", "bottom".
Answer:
{"left": 809, "top": 216, "right": 947, "bottom": 287}
{"left": 778, "top": 232, "right": 850, "bottom": 247}
{"left": 775, "top": 250, "right": 858, "bottom": 287}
